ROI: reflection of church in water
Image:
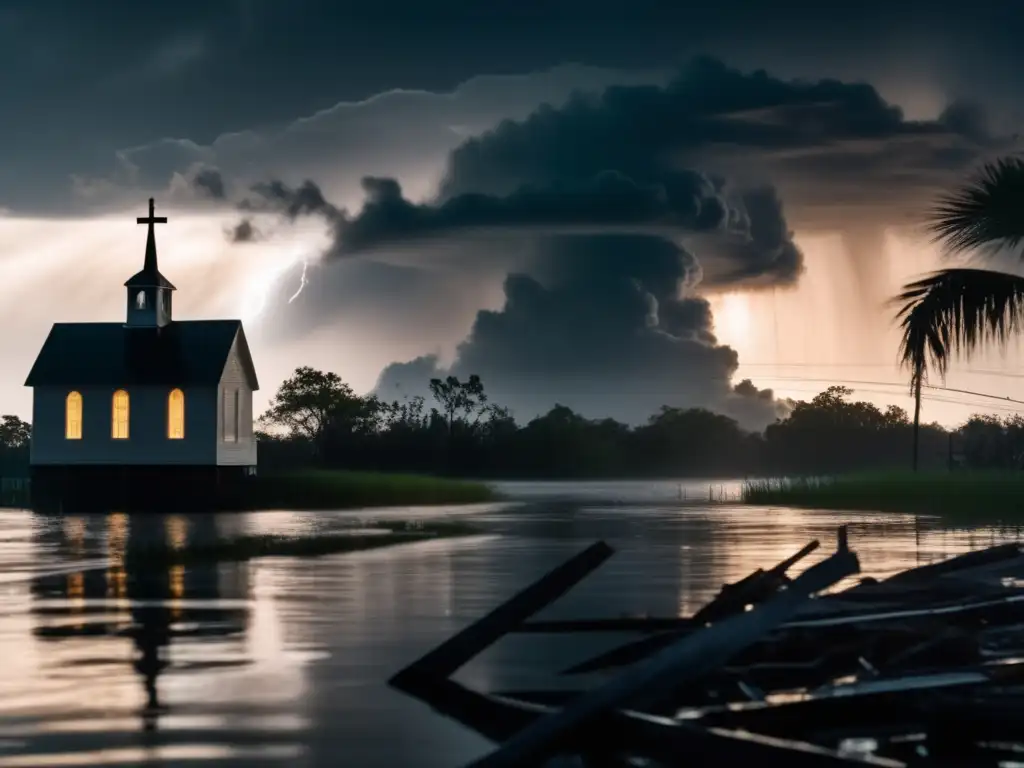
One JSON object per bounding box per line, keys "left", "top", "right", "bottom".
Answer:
{"left": 30, "top": 512, "right": 250, "bottom": 721}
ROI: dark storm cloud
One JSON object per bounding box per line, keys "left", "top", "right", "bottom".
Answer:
{"left": 64, "top": 65, "right": 667, "bottom": 216}
{"left": 243, "top": 57, "right": 1015, "bottom": 295}
{"left": 375, "top": 235, "right": 784, "bottom": 428}
{"left": 438, "top": 57, "right": 1011, "bottom": 228}
{"left": 337, "top": 171, "right": 725, "bottom": 248}
{"left": 328, "top": 172, "right": 801, "bottom": 287}
{"left": 264, "top": 55, "right": 1020, "bottom": 425}
{"left": 228, "top": 218, "right": 260, "bottom": 243}
{"left": 191, "top": 166, "right": 226, "bottom": 200}
{"left": 243, "top": 179, "right": 341, "bottom": 221}
{"left": 5, "top": 1, "right": 1024, "bottom": 213}
{"left": 241, "top": 168, "right": 803, "bottom": 288}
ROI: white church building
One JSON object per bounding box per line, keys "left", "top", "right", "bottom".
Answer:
{"left": 25, "top": 199, "right": 259, "bottom": 510}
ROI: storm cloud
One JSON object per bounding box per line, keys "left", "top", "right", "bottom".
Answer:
{"left": 241, "top": 57, "right": 1010, "bottom": 290}
{"left": 250, "top": 57, "right": 1014, "bottom": 424}
{"left": 242, "top": 169, "right": 803, "bottom": 288}
{"left": 438, "top": 57, "right": 1009, "bottom": 228}
{"left": 375, "top": 235, "right": 784, "bottom": 428}
{"left": 64, "top": 65, "right": 668, "bottom": 216}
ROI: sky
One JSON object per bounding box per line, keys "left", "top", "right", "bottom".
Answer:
{"left": 5, "top": 0, "right": 1024, "bottom": 429}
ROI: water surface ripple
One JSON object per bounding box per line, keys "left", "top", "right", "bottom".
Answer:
{"left": 0, "top": 479, "right": 1019, "bottom": 766}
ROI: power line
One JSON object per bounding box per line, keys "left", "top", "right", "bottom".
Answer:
{"left": 775, "top": 385, "right": 1023, "bottom": 414}
{"left": 738, "top": 361, "right": 1024, "bottom": 379}
{"left": 754, "top": 375, "right": 1024, "bottom": 406}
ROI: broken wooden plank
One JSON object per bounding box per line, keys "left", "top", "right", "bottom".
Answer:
{"left": 460, "top": 546, "right": 859, "bottom": 768}
{"left": 687, "top": 659, "right": 1024, "bottom": 738}
{"left": 561, "top": 630, "right": 681, "bottom": 675}
{"left": 863, "top": 542, "right": 1022, "bottom": 587}
{"left": 390, "top": 540, "right": 614, "bottom": 690}
{"left": 557, "top": 586, "right": 1024, "bottom": 676}
{"left": 784, "top": 591, "right": 1024, "bottom": 630}
{"left": 397, "top": 674, "right": 904, "bottom": 767}
{"left": 551, "top": 537, "right": 825, "bottom": 674}
{"left": 690, "top": 539, "right": 821, "bottom": 626}
{"left": 516, "top": 616, "right": 694, "bottom": 634}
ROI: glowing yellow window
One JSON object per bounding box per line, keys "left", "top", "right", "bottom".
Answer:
{"left": 65, "top": 391, "right": 82, "bottom": 440}
{"left": 111, "top": 390, "right": 130, "bottom": 440}
{"left": 167, "top": 388, "right": 185, "bottom": 439}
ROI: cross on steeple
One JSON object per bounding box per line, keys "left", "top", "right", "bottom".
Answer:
{"left": 137, "top": 198, "right": 167, "bottom": 276}
{"left": 124, "top": 197, "right": 176, "bottom": 328}
{"left": 137, "top": 197, "right": 167, "bottom": 227}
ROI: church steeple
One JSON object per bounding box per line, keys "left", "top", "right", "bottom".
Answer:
{"left": 125, "top": 198, "right": 176, "bottom": 328}
{"left": 141, "top": 197, "right": 161, "bottom": 275}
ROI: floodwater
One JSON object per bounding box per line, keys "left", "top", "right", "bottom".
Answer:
{"left": 0, "top": 478, "right": 1020, "bottom": 767}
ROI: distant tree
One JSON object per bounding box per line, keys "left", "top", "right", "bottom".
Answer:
{"left": 0, "top": 415, "right": 30, "bottom": 448}
{"left": 957, "top": 413, "right": 1024, "bottom": 469}
{"left": 883, "top": 405, "right": 911, "bottom": 427}
{"left": 479, "top": 404, "right": 517, "bottom": 439}
{"left": 429, "top": 375, "right": 488, "bottom": 434}
{"left": 379, "top": 396, "right": 430, "bottom": 433}
{"left": 260, "top": 367, "right": 377, "bottom": 457}
{"left": 249, "top": 367, "right": 979, "bottom": 478}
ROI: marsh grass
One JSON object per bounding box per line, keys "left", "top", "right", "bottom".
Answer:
{"left": 235, "top": 469, "right": 496, "bottom": 510}
{"left": 743, "top": 471, "right": 1024, "bottom": 522}
{"left": 125, "top": 519, "right": 480, "bottom": 567}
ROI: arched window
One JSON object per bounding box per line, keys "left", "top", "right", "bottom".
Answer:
{"left": 65, "top": 391, "right": 82, "bottom": 440}
{"left": 135, "top": 290, "right": 146, "bottom": 310}
{"left": 167, "top": 388, "right": 185, "bottom": 439}
{"left": 111, "top": 390, "right": 130, "bottom": 440}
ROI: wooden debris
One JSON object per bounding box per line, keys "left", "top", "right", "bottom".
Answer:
{"left": 389, "top": 526, "right": 1024, "bottom": 767}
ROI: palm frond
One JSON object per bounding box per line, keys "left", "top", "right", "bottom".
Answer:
{"left": 929, "top": 156, "right": 1024, "bottom": 255}
{"left": 892, "top": 268, "right": 1024, "bottom": 391}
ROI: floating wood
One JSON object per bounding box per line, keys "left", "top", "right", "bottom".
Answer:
{"left": 461, "top": 547, "right": 859, "bottom": 768}
{"left": 388, "top": 525, "right": 1024, "bottom": 766}
{"left": 390, "top": 540, "right": 614, "bottom": 690}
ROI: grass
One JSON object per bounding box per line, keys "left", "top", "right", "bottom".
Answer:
{"left": 125, "top": 519, "right": 481, "bottom": 567}
{"left": 234, "top": 469, "right": 496, "bottom": 510}
{"left": 743, "top": 471, "right": 1024, "bottom": 522}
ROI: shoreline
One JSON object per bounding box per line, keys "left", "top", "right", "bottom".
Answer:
{"left": 742, "top": 471, "right": 1024, "bottom": 523}
{"left": 1, "top": 469, "right": 498, "bottom": 513}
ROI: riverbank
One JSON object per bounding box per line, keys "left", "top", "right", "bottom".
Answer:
{"left": 743, "top": 471, "right": 1024, "bottom": 522}
{"left": 234, "top": 469, "right": 496, "bottom": 510}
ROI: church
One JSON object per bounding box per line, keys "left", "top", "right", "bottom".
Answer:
{"left": 25, "top": 199, "right": 259, "bottom": 511}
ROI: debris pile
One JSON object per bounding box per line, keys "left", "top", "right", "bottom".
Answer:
{"left": 390, "top": 526, "right": 1024, "bottom": 767}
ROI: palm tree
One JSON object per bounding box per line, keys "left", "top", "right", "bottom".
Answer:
{"left": 894, "top": 156, "right": 1024, "bottom": 470}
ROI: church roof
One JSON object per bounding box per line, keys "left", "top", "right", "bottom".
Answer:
{"left": 24, "top": 320, "right": 259, "bottom": 390}
{"left": 125, "top": 268, "right": 176, "bottom": 290}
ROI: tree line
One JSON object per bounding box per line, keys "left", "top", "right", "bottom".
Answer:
{"left": 0, "top": 372, "right": 1019, "bottom": 477}
{"left": 254, "top": 367, "right": 1024, "bottom": 477}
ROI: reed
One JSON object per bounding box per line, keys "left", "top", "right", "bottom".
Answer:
{"left": 743, "top": 471, "right": 1024, "bottom": 521}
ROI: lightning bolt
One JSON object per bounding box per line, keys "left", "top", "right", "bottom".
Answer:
{"left": 288, "top": 259, "right": 309, "bottom": 303}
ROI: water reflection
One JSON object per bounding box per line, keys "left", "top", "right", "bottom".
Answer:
{"left": 30, "top": 515, "right": 250, "bottom": 725}
{"left": 0, "top": 485, "right": 1022, "bottom": 766}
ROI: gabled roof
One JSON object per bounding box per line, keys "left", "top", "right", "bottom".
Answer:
{"left": 25, "top": 320, "right": 259, "bottom": 390}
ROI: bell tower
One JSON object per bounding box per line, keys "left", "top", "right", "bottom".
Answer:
{"left": 125, "top": 198, "right": 176, "bottom": 328}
